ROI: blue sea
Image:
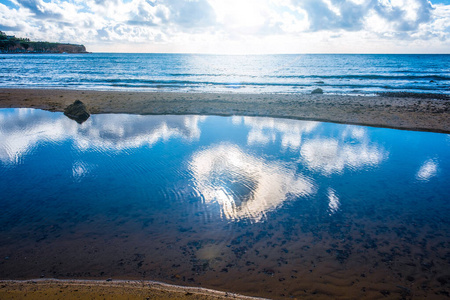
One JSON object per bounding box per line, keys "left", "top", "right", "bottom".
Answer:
{"left": 1, "top": 53, "right": 449, "bottom": 94}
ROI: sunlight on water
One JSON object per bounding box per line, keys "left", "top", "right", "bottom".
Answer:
{"left": 0, "top": 108, "right": 449, "bottom": 299}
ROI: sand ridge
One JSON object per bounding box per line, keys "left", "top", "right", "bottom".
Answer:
{"left": 0, "top": 278, "right": 268, "bottom": 299}
{"left": 0, "top": 88, "right": 449, "bottom": 133}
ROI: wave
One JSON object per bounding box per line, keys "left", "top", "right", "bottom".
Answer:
{"left": 272, "top": 74, "right": 450, "bottom": 81}
{"left": 84, "top": 78, "right": 449, "bottom": 91}
{"left": 163, "top": 72, "right": 450, "bottom": 81}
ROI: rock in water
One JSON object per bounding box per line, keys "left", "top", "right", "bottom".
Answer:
{"left": 64, "top": 100, "right": 90, "bottom": 124}
{"left": 311, "top": 88, "right": 324, "bottom": 94}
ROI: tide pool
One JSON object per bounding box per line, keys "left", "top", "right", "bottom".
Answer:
{"left": 0, "top": 108, "right": 449, "bottom": 298}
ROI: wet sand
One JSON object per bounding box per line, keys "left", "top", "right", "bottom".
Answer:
{"left": 0, "top": 279, "right": 264, "bottom": 299}
{"left": 0, "top": 88, "right": 449, "bottom": 133}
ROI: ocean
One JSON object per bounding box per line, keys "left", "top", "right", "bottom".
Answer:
{"left": 1, "top": 53, "right": 449, "bottom": 95}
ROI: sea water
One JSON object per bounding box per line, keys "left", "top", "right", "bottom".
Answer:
{"left": 0, "top": 108, "right": 449, "bottom": 298}
{"left": 1, "top": 53, "right": 449, "bottom": 94}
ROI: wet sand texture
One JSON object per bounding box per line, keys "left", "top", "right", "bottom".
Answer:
{"left": 0, "top": 279, "right": 265, "bottom": 299}
{"left": 0, "top": 88, "right": 449, "bottom": 133}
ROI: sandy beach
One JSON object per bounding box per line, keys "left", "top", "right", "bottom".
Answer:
{"left": 0, "top": 88, "right": 449, "bottom": 133}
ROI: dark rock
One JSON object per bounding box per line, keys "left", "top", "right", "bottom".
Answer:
{"left": 263, "top": 268, "right": 275, "bottom": 276}
{"left": 64, "top": 100, "right": 90, "bottom": 124}
{"left": 311, "top": 88, "right": 323, "bottom": 94}
{"left": 437, "top": 275, "right": 450, "bottom": 285}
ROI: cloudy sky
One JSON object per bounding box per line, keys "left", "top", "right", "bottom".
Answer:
{"left": 1, "top": 0, "right": 449, "bottom": 53}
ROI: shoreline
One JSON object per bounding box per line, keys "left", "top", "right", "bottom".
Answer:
{"left": 0, "top": 279, "right": 266, "bottom": 299}
{"left": 0, "top": 88, "right": 449, "bottom": 133}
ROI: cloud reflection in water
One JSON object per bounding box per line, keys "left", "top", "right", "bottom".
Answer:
{"left": 75, "top": 114, "right": 206, "bottom": 150}
{"left": 227, "top": 118, "right": 389, "bottom": 217}
{"left": 416, "top": 159, "right": 438, "bottom": 181}
{"left": 300, "top": 126, "right": 386, "bottom": 176}
{"left": 232, "top": 116, "right": 319, "bottom": 150}
{"left": 0, "top": 109, "right": 206, "bottom": 165}
{"left": 0, "top": 109, "right": 390, "bottom": 220}
{"left": 300, "top": 137, "right": 386, "bottom": 175}
{"left": 327, "top": 188, "right": 340, "bottom": 215}
{"left": 189, "top": 143, "right": 315, "bottom": 221}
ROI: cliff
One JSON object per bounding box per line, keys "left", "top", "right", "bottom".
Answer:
{"left": 0, "top": 32, "right": 88, "bottom": 54}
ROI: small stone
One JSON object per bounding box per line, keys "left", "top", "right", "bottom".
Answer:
{"left": 311, "top": 88, "right": 323, "bottom": 94}
{"left": 106, "top": 278, "right": 112, "bottom": 282}
{"left": 64, "top": 100, "right": 90, "bottom": 124}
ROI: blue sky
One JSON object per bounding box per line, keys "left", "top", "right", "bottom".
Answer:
{"left": 1, "top": 0, "right": 449, "bottom": 53}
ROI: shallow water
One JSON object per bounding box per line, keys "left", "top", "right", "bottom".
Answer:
{"left": 0, "top": 108, "right": 449, "bottom": 299}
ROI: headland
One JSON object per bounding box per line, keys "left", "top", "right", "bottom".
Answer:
{"left": 0, "top": 32, "right": 88, "bottom": 54}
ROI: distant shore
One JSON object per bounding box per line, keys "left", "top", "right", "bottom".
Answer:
{"left": 0, "top": 88, "right": 449, "bottom": 133}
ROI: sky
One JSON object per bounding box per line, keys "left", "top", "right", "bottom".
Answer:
{"left": 0, "top": 0, "right": 449, "bottom": 53}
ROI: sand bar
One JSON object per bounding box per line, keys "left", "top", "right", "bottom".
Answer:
{"left": 0, "top": 88, "right": 449, "bottom": 133}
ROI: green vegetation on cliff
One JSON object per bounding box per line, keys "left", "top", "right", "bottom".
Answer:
{"left": 0, "top": 31, "right": 88, "bottom": 53}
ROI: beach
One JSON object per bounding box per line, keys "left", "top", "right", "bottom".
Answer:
{"left": 0, "top": 88, "right": 449, "bottom": 133}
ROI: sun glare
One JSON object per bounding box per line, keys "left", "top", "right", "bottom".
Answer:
{"left": 211, "top": 0, "right": 267, "bottom": 33}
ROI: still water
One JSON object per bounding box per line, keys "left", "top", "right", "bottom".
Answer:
{"left": 0, "top": 108, "right": 449, "bottom": 299}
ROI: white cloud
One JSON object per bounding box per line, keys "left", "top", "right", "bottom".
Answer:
{"left": 0, "top": 0, "right": 449, "bottom": 53}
